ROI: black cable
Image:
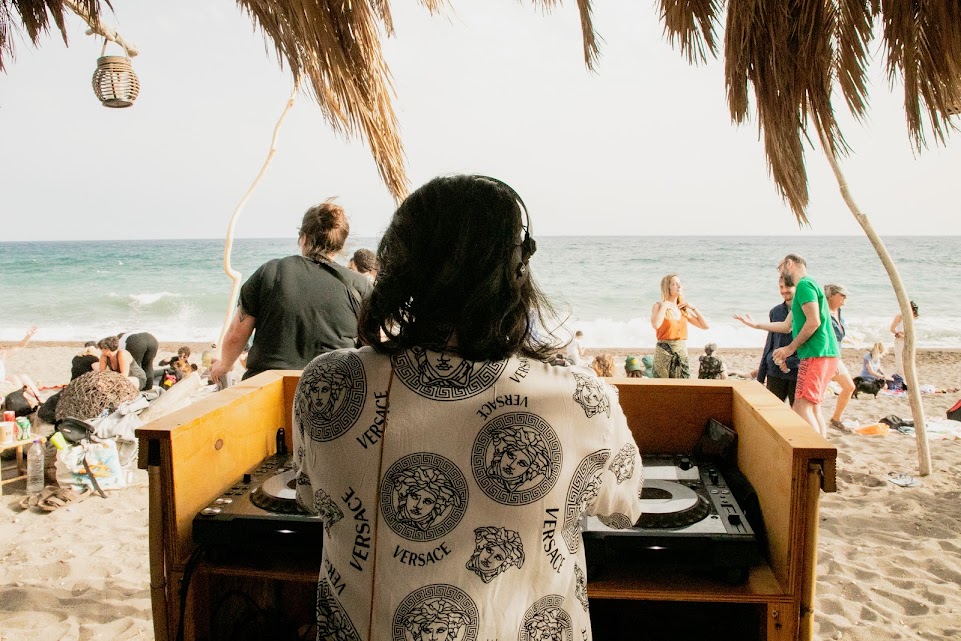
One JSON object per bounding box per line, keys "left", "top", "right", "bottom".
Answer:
{"left": 175, "top": 546, "right": 206, "bottom": 641}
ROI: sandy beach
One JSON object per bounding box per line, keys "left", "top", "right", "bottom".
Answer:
{"left": 1, "top": 343, "right": 959, "bottom": 640}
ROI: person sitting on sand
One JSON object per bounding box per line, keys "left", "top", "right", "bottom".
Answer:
{"left": 592, "top": 354, "right": 615, "bottom": 377}
{"left": 0, "top": 325, "right": 45, "bottom": 417}
{"left": 98, "top": 335, "right": 147, "bottom": 391}
{"left": 860, "top": 342, "right": 889, "bottom": 382}
{"left": 698, "top": 343, "right": 727, "bottom": 379}
{"left": 625, "top": 355, "right": 644, "bottom": 378}
{"left": 1, "top": 325, "right": 39, "bottom": 395}
{"left": 159, "top": 345, "right": 191, "bottom": 369}
{"left": 70, "top": 342, "right": 102, "bottom": 380}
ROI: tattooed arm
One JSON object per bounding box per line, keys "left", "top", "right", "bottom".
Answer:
{"left": 209, "top": 306, "right": 256, "bottom": 383}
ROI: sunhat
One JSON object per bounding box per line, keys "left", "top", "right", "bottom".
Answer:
{"left": 625, "top": 355, "right": 641, "bottom": 372}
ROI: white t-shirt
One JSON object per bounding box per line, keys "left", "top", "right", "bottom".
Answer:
{"left": 295, "top": 346, "right": 643, "bottom": 641}
{"left": 565, "top": 339, "right": 583, "bottom": 366}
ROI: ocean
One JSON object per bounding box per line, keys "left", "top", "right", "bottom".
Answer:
{"left": 1, "top": 236, "right": 958, "bottom": 349}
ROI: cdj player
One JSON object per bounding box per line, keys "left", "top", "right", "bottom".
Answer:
{"left": 582, "top": 453, "right": 759, "bottom": 583}
{"left": 192, "top": 452, "right": 325, "bottom": 550}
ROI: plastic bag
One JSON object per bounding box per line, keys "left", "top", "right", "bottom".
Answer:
{"left": 55, "top": 440, "right": 126, "bottom": 492}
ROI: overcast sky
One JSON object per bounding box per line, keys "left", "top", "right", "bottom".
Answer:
{"left": 1, "top": 1, "right": 958, "bottom": 241}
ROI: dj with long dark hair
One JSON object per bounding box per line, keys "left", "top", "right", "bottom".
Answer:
{"left": 294, "top": 175, "right": 642, "bottom": 641}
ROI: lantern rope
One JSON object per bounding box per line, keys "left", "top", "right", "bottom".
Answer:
{"left": 64, "top": 0, "right": 139, "bottom": 58}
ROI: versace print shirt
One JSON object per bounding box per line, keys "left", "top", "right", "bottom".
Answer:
{"left": 294, "top": 346, "right": 643, "bottom": 641}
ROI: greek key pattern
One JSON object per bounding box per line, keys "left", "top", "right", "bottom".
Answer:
{"left": 296, "top": 351, "right": 367, "bottom": 442}
{"left": 393, "top": 584, "right": 479, "bottom": 641}
{"left": 392, "top": 347, "right": 507, "bottom": 401}
{"left": 471, "top": 412, "right": 563, "bottom": 506}
{"left": 561, "top": 450, "right": 610, "bottom": 554}
{"left": 519, "top": 594, "right": 572, "bottom": 641}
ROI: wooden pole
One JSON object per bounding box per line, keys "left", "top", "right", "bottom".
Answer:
{"left": 815, "top": 123, "right": 931, "bottom": 476}
{"left": 218, "top": 80, "right": 301, "bottom": 350}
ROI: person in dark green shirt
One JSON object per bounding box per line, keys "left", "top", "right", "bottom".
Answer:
{"left": 734, "top": 254, "right": 839, "bottom": 437}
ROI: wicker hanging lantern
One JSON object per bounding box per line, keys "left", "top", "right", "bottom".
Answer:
{"left": 91, "top": 40, "right": 140, "bottom": 108}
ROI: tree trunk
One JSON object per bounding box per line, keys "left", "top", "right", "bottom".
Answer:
{"left": 218, "top": 81, "right": 301, "bottom": 349}
{"left": 815, "top": 124, "right": 931, "bottom": 475}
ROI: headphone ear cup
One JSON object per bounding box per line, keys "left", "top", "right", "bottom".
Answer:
{"left": 521, "top": 235, "right": 537, "bottom": 261}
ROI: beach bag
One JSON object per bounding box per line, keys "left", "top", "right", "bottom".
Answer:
{"left": 57, "top": 417, "right": 99, "bottom": 444}
{"left": 888, "top": 374, "right": 907, "bottom": 391}
{"left": 948, "top": 399, "right": 961, "bottom": 422}
{"left": 55, "top": 439, "right": 126, "bottom": 492}
{"left": 3, "top": 389, "right": 34, "bottom": 417}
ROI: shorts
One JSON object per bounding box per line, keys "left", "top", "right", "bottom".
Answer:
{"left": 795, "top": 357, "right": 839, "bottom": 404}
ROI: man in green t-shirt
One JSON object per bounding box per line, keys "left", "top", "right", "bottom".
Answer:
{"left": 734, "top": 254, "right": 839, "bottom": 437}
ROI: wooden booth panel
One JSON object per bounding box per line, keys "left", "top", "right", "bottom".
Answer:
{"left": 139, "top": 373, "right": 836, "bottom": 641}
{"left": 138, "top": 372, "right": 296, "bottom": 568}
{"left": 612, "top": 379, "right": 734, "bottom": 454}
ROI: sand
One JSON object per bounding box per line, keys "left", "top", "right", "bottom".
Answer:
{"left": 1, "top": 343, "right": 960, "bottom": 640}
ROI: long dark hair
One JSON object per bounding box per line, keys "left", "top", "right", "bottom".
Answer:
{"left": 358, "top": 175, "right": 559, "bottom": 361}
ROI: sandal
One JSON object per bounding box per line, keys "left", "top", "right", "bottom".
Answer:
{"left": 829, "top": 419, "right": 845, "bottom": 430}
{"left": 17, "top": 486, "right": 59, "bottom": 511}
{"left": 38, "top": 486, "right": 93, "bottom": 511}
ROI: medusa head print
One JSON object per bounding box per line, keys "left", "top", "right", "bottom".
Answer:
{"left": 393, "top": 585, "right": 479, "bottom": 641}
{"left": 607, "top": 443, "right": 637, "bottom": 485}
{"left": 392, "top": 347, "right": 507, "bottom": 401}
{"left": 520, "top": 595, "right": 572, "bottom": 641}
{"left": 295, "top": 351, "right": 366, "bottom": 442}
{"left": 571, "top": 373, "right": 611, "bottom": 419}
{"left": 381, "top": 453, "right": 469, "bottom": 542}
{"left": 465, "top": 526, "right": 525, "bottom": 583}
{"left": 472, "top": 413, "right": 562, "bottom": 505}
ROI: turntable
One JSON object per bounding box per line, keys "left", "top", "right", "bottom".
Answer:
{"left": 192, "top": 453, "right": 325, "bottom": 549}
{"left": 583, "top": 454, "right": 759, "bottom": 583}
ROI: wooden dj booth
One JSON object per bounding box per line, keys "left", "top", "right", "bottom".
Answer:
{"left": 137, "top": 372, "right": 836, "bottom": 641}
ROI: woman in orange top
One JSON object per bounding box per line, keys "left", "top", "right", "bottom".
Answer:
{"left": 650, "top": 273, "right": 710, "bottom": 378}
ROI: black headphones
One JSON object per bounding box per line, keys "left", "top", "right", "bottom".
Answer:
{"left": 471, "top": 175, "right": 537, "bottom": 280}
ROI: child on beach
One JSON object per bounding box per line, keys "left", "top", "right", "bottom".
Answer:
{"left": 698, "top": 343, "right": 727, "bottom": 379}
{"left": 592, "top": 354, "right": 615, "bottom": 377}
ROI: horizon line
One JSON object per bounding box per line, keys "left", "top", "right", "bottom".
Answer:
{"left": 3, "top": 234, "right": 960, "bottom": 243}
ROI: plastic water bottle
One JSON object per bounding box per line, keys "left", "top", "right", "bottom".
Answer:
{"left": 26, "top": 439, "right": 44, "bottom": 494}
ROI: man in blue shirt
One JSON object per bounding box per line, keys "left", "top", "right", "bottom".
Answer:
{"left": 756, "top": 277, "right": 799, "bottom": 404}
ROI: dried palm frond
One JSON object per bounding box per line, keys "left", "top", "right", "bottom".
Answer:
{"left": 879, "top": 0, "right": 961, "bottom": 148}
{"left": 661, "top": 0, "right": 961, "bottom": 222}
{"left": 0, "top": 0, "right": 107, "bottom": 71}
{"left": 531, "top": 0, "right": 600, "bottom": 69}
{"left": 237, "top": 0, "right": 409, "bottom": 199}
{"left": 659, "top": 0, "right": 721, "bottom": 64}
{"left": 3, "top": 1, "right": 606, "bottom": 202}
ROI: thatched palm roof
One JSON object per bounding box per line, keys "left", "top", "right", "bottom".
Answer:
{"left": 659, "top": 0, "right": 961, "bottom": 223}
{"left": 3, "top": 1, "right": 958, "bottom": 213}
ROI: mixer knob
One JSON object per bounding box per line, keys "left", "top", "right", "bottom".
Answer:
{"left": 678, "top": 457, "right": 692, "bottom": 471}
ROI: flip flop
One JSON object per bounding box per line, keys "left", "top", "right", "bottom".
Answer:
{"left": 888, "top": 472, "right": 921, "bottom": 488}
{"left": 17, "top": 486, "right": 59, "bottom": 511}
{"left": 38, "top": 486, "right": 93, "bottom": 511}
